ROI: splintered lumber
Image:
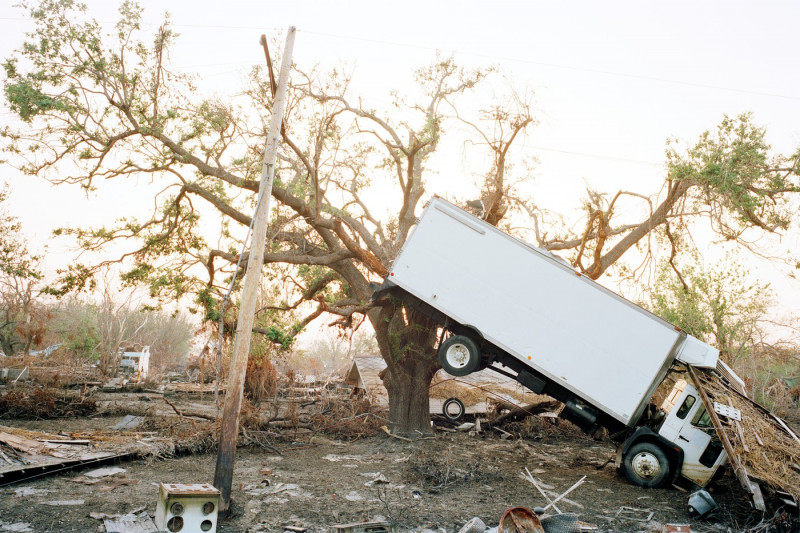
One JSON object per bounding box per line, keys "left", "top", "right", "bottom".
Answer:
{"left": 689, "top": 366, "right": 800, "bottom": 509}
{"left": 491, "top": 398, "right": 561, "bottom": 425}
{"left": 0, "top": 430, "right": 48, "bottom": 455}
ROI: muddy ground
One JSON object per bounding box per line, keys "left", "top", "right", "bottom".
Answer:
{"left": 0, "top": 393, "right": 784, "bottom": 533}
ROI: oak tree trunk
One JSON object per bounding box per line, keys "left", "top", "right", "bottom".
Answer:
{"left": 372, "top": 304, "right": 439, "bottom": 438}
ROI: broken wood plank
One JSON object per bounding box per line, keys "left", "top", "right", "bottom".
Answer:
{"left": 688, "top": 366, "right": 766, "bottom": 512}
{"left": 0, "top": 431, "right": 47, "bottom": 454}
{"left": 735, "top": 421, "right": 750, "bottom": 453}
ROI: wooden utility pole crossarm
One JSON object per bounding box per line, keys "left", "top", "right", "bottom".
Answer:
{"left": 213, "top": 26, "right": 296, "bottom": 515}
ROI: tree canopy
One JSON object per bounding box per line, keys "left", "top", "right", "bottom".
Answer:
{"left": 644, "top": 254, "right": 773, "bottom": 365}
{"left": 0, "top": 186, "right": 43, "bottom": 355}
{"left": 3, "top": 0, "right": 800, "bottom": 434}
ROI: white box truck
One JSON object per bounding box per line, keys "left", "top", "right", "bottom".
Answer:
{"left": 372, "top": 197, "right": 742, "bottom": 489}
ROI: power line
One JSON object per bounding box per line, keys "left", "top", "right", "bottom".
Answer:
{"left": 299, "top": 29, "right": 800, "bottom": 102}
{"left": 521, "top": 144, "right": 662, "bottom": 167}
{"left": 2, "top": 16, "right": 797, "bottom": 101}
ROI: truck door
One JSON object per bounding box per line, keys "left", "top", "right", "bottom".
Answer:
{"left": 658, "top": 383, "right": 726, "bottom": 486}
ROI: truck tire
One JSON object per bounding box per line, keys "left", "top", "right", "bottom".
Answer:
{"left": 439, "top": 335, "right": 480, "bottom": 376}
{"left": 622, "top": 442, "right": 671, "bottom": 488}
{"left": 442, "top": 397, "right": 466, "bottom": 422}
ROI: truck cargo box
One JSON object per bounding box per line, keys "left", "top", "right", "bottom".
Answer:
{"left": 386, "top": 198, "right": 719, "bottom": 426}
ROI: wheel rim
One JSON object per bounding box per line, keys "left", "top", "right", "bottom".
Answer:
{"left": 444, "top": 401, "right": 463, "bottom": 417}
{"left": 631, "top": 451, "right": 662, "bottom": 480}
{"left": 445, "top": 343, "right": 470, "bottom": 369}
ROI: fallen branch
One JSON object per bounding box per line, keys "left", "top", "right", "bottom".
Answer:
{"left": 492, "top": 399, "right": 561, "bottom": 425}
{"left": 162, "top": 397, "right": 184, "bottom": 418}
{"left": 380, "top": 425, "right": 412, "bottom": 442}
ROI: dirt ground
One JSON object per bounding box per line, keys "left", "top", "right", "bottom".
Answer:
{"left": 0, "top": 399, "right": 779, "bottom": 533}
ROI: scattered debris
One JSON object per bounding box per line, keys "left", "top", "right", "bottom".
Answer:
{"left": 687, "top": 489, "right": 717, "bottom": 518}
{"left": 245, "top": 482, "right": 312, "bottom": 499}
{"left": 113, "top": 415, "right": 145, "bottom": 430}
{"left": 540, "top": 513, "right": 588, "bottom": 533}
{"left": 690, "top": 366, "right": 800, "bottom": 509}
{"left": 499, "top": 506, "right": 544, "bottom": 533}
{"left": 615, "top": 506, "right": 654, "bottom": 522}
{"left": 380, "top": 425, "right": 413, "bottom": 442}
{"left": 0, "top": 521, "right": 33, "bottom": 532}
{"left": 543, "top": 475, "right": 587, "bottom": 512}
{"left": 521, "top": 468, "right": 562, "bottom": 514}
{"left": 0, "top": 367, "right": 29, "bottom": 382}
{"left": 323, "top": 454, "right": 365, "bottom": 462}
{"left": 13, "top": 487, "right": 50, "bottom": 497}
{"left": 343, "top": 491, "right": 364, "bottom": 502}
{"left": 457, "top": 517, "right": 487, "bottom": 533}
{"left": 84, "top": 466, "right": 126, "bottom": 478}
{"left": 520, "top": 469, "right": 587, "bottom": 512}
{"left": 0, "top": 425, "right": 140, "bottom": 487}
{"left": 329, "top": 520, "right": 392, "bottom": 533}
{"left": 154, "top": 483, "right": 219, "bottom": 533}
{"left": 0, "top": 386, "right": 96, "bottom": 418}
{"left": 364, "top": 473, "right": 389, "bottom": 487}
{"left": 663, "top": 525, "right": 691, "bottom": 532}
{"left": 102, "top": 510, "right": 158, "bottom": 533}
{"left": 41, "top": 499, "right": 85, "bottom": 506}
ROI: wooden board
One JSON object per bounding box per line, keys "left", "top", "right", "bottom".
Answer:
{"left": 689, "top": 366, "right": 800, "bottom": 510}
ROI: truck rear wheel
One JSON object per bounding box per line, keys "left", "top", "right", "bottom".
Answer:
{"left": 622, "top": 442, "right": 671, "bottom": 488}
{"left": 438, "top": 335, "right": 480, "bottom": 376}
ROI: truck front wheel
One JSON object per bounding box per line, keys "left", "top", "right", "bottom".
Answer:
{"left": 622, "top": 442, "right": 671, "bottom": 488}
{"left": 439, "top": 335, "right": 480, "bottom": 376}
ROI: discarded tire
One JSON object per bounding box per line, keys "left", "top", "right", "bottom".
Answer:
{"left": 442, "top": 397, "right": 466, "bottom": 422}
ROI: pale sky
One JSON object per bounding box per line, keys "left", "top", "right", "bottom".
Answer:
{"left": 1, "top": 0, "right": 799, "bottom": 321}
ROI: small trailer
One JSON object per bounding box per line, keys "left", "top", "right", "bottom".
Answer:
{"left": 118, "top": 346, "right": 151, "bottom": 382}
{"left": 373, "top": 197, "right": 746, "bottom": 490}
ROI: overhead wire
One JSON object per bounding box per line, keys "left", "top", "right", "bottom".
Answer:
{"left": 1, "top": 16, "right": 795, "bottom": 168}
{"left": 0, "top": 15, "right": 796, "bottom": 101}
{"left": 297, "top": 29, "right": 800, "bottom": 102}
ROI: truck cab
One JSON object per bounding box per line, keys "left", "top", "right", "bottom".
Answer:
{"left": 619, "top": 379, "right": 727, "bottom": 488}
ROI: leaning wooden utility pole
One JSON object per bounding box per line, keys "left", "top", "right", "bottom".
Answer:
{"left": 213, "top": 26, "right": 296, "bottom": 515}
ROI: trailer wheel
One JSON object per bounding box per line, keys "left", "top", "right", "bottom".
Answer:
{"left": 442, "top": 397, "right": 466, "bottom": 422}
{"left": 622, "top": 442, "right": 671, "bottom": 488}
{"left": 439, "top": 335, "right": 480, "bottom": 376}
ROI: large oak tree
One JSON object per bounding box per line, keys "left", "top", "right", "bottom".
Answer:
{"left": 4, "top": 0, "right": 799, "bottom": 435}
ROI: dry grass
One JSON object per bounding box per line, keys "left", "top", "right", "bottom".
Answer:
{"left": 406, "top": 448, "right": 505, "bottom": 489}
{"left": 245, "top": 357, "right": 279, "bottom": 401}
{"left": 0, "top": 385, "right": 97, "bottom": 419}
{"left": 309, "top": 397, "right": 385, "bottom": 440}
